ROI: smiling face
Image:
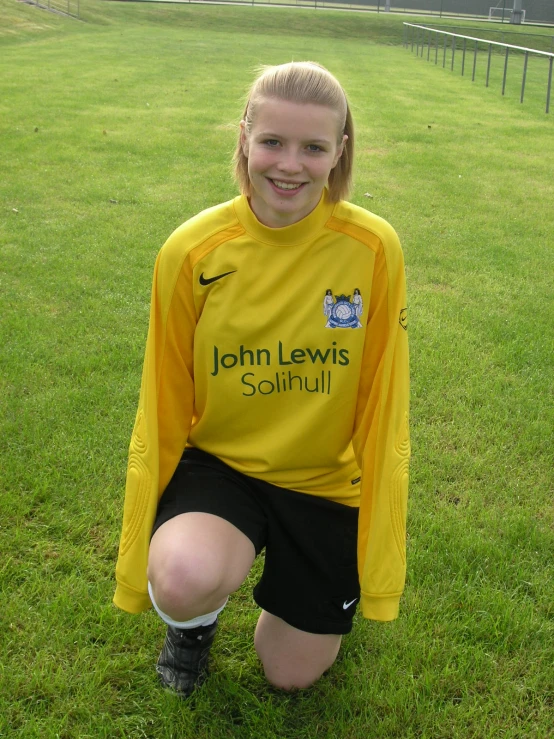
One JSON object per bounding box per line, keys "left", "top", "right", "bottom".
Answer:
{"left": 240, "top": 98, "right": 347, "bottom": 228}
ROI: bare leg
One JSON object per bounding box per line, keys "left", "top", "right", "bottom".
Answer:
{"left": 254, "top": 611, "right": 342, "bottom": 691}
{"left": 148, "top": 512, "right": 256, "bottom": 622}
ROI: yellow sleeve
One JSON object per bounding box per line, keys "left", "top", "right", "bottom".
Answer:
{"left": 353, "top": 227, "right": 410, "bottom": 622}
{"left": 113, "top": 237, "right": 197, "bottom": 614}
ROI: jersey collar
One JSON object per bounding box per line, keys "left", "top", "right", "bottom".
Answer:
{"left": 233, "top": 189, "right": 335, "bottom": 246}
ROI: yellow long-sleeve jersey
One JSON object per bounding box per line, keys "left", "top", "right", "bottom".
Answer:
{"left": 114, "top": 191, "right": 410, "bottom": 622}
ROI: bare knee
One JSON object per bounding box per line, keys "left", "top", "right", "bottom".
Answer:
{"left": 255, "top": 612, "right": 341, "bottom": 691}
{"left": 147, "top": 513, "right": 256, "bottom": 622}
{"left": 262, "top": 663, "right": 332, "bottom": 692}
{"left": 260, "top": 645, "right": 339, "bottom": 691}
{"left": 148, "top": 550, "right": 226, "bottom": 621}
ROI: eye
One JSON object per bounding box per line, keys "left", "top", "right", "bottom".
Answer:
{"left": 263, "top": 139, "right": 280, "bottom": 147}
{"left": 306, "top": 144, "right": 323, "bottom": 153}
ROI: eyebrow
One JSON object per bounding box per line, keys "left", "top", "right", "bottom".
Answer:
{"left": 255, "top": 132, "right": 333, "bottom": 145}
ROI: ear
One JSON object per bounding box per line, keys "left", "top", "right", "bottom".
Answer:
{"left": 332, "top": 134, "right": 348, "bottom": 169}
{"left": 240, "top": 120, "right": 249, "bottom": 157}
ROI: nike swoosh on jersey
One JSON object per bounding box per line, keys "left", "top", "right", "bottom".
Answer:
{"left": 199, "top": 270, "right": 237, "bottom": 286}
{"left": 342, "top": 598, "right": 358, "bottom": 610}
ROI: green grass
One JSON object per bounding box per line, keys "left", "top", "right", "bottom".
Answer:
{"left": 1, "top": 1, "right": 553, "bottom": 736}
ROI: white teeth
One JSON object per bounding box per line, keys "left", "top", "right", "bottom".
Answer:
{"left": 272, "top": 180, "right": 302, "bottom": 190}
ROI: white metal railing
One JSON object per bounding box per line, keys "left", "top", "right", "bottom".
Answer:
{"left": 403, "top": 23, "right": 554, "bottom": 113}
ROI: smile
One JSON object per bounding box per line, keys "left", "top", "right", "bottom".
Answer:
{"left": 270, "top": 179, "right": 305, "bottom": 191}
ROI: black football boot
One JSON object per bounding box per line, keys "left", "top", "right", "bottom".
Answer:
{"left": 156, "top": 619, "right": 218, "bottom": 697}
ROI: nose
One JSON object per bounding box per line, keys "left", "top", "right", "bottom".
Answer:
{"left": 277, "top": 147, "right": 303, "bottom": 175}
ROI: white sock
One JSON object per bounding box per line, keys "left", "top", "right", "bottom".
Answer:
{"left": 148, "top": 581, "right": 228, "bottom": 630}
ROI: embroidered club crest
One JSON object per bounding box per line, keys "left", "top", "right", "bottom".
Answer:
{"left": 323, "top": 289, "right": 363, "bottom": 329}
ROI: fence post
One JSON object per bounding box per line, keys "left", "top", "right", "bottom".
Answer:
{"left": 502, "top": 47, "right": 509, "bottom": 95}
{"left": 521, "top": 52, "right": 528, "bottom": 103}
{"left": 443, "top": 34, "right": 447, "bottom": 68}
{"left": 451, "top": 36, "right": 456, "bottom": 71}
{"left": 462, "top": 37, "right": 467, "bottom": 76}
{"left": 472, "top": 40, "right": 478, "bottom": 82}
{"left": 547, "top": 56, "right": 553, "bottom": 114}
{"left": 486, "top": 43, "right": 492, "bottom": 87}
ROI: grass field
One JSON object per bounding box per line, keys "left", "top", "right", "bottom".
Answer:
{"left": 1, "top": 1, "right": 553, "bottom": 737}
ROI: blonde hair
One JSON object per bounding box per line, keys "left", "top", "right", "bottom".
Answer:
{"left": 233, "top": 61, "right": 354, "bottom": 202}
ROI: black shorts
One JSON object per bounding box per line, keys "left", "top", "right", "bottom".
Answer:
{"left": 152, "top": 448, "right": 360, "bottom": 635}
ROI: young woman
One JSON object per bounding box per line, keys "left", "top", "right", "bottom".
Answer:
{"left": 114, "top": 61, "right": 410, "bottom": 697}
